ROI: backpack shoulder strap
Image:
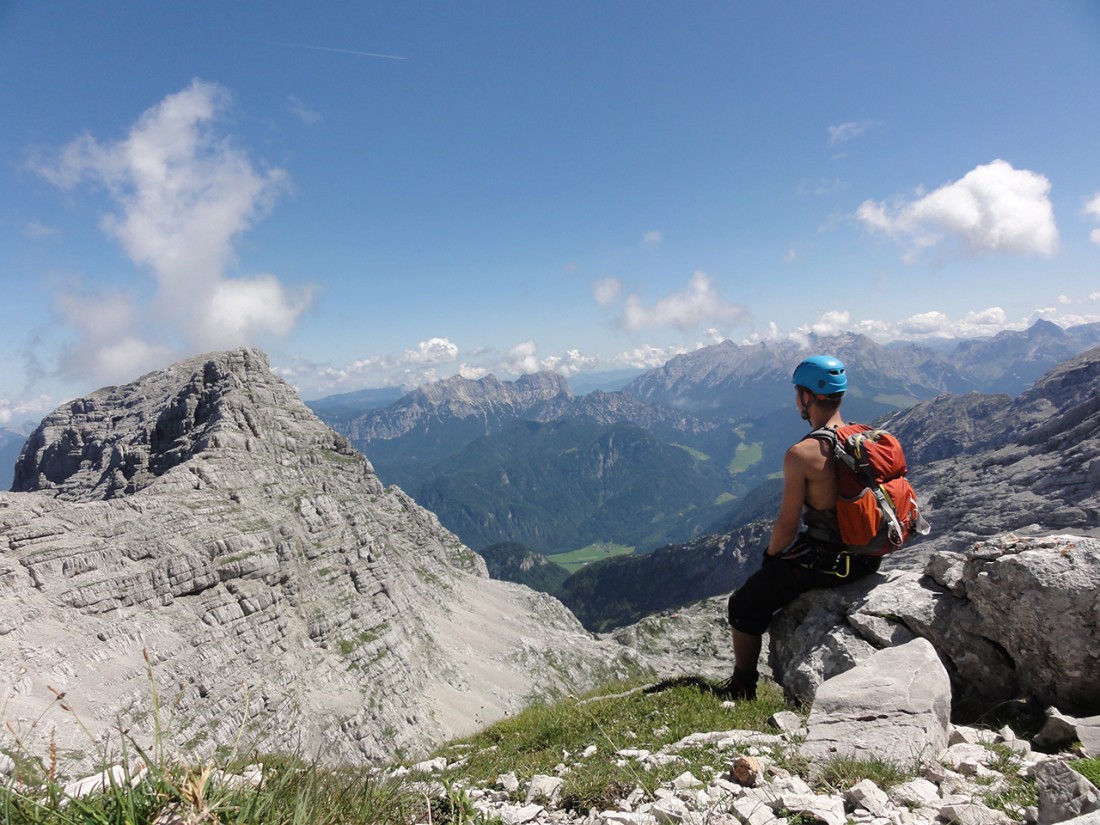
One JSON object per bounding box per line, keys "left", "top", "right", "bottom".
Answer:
{"left": 804, "top": 425, "right": 864, "bottom": 476}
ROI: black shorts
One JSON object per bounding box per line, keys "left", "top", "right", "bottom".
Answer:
{"left": 727, "top": 552, "right": 880, "bottom": 636}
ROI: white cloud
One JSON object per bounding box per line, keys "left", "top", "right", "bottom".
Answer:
{"left": 402, "top": 337, "right": 460, "bottom": 365}
{"left": 277, "top": 337, "right": 464, "bottom": 393}
{"left": 458, "top": 364, "right": 489, "bottom": 380}
{"left": 1085, "top": 193, "right": 1100, "bottom": 246}
{"left": 618, "top": 272, "right": 747, "bottom": 332}
{"left": 539, "top": 348, "right": 600, "bottom": 377}
{"left": 288, "top": 95, "right": 322, "bottom": 126}
{"left": 1090, "top": 292, "right": 1100, "bottom": 302}
{"left": 36, "top": 80, "right": 310, "bottom": 386}
{"left": 827, "top": 120, "right": 881, "bottom": 147}
{"left": 0, "top": 394, "right": 54, "bottom": 426}
{"left": 501, "top": 341, "right": 540, "bottom": 374}
{"left": 856, "top": 159, "right": 1058, "bottom": 259}
{"left": 201, "top": 275, "right": 315, "bottom": 349}
{"left": 289, "top": 337, "right": 602, "bottom": 394}
{"left": 805, "top": 310, "right": 852, "bottom": 337}
{"left": 784, "top": 247, "right": 797, "bottom": 263}
{"left": 53, "top": 288, "right": 175, "bottom": 385}
{"left": 611, "top": 343, "right": 694, "bottom": 370}
{"left": 499, "top": 341, "right": 599, "bottom": 376}
{"left": 750, "top": 304, "right": 1100, "bottom": 348}
{"left": 592, "top": 277, "right": 622, "bottom": 306}
{"left": 642, "top": 230, "right": 663, "bottom": 247}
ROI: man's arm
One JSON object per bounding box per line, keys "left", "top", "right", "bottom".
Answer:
{"left": 765, "top": 444, "right": 810, "bottom": 557}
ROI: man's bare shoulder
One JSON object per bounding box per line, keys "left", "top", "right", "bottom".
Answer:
{"left": 785, "top": 434, "right": 831, "bottom": 467}
{"left": 787, "top": 434, "right": 823, "bottom": 456}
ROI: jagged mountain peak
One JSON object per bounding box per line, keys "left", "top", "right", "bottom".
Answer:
{"left": 413, "top": 371, "right": 572, "bottom": 406}
{"left": 14, "top": 347, "right": 352, "bottom": 501}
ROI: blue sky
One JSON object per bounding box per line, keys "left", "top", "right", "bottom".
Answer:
{"left": 2, "top": 1, "right": 1100, "bottom": 422}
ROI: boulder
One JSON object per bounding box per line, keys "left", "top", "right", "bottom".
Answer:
{"left": 1078, "top": 716, "right": 1100, "bottom": 757}
{"left": 1035, "top": 760, "right": 1100, "bottom": 825}
{"left": 769, "top": 535, "right": 1100, "bottom": 718}
{"left": 800, "top": 638, "right": 952, "bottom": 769}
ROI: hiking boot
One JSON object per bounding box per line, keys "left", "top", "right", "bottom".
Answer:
{"left": 712, "top": 668, "right": 758, "bottom": 700}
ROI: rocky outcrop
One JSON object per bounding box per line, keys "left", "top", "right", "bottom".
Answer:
{"left": 886, "top": 344, "right": 1100, "bottom": 562}
{"left": 0, "top": 349, "right": 644, "bottom": 771}
{"left": 799, "top": 639, "right": 953, "bottom": 769}
{"left": 769, "top": 534, "right": 1100, "bottom": 719}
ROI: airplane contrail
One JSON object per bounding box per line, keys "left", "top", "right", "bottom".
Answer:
{"left": 269, "top": 42, "right": 409, "bottom": 60}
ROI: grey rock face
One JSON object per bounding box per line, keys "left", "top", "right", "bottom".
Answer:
{"left": 1035, "top": 760, "right": 1100, "bottom": 825}
{"left": 799, "top": 638, "right": 952, "bottom": 769}
{"left": 0, "top": 348, "right": 643, "bottom": 770}
{"left": 770, "top": 534, "right": 1100, "bottom": 718}
{"left": 890, "top": 344, "right": 1100, "bottom": 563}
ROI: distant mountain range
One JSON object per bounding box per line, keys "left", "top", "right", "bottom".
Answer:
{"left": 307, "top": 320, "right": 1100, "bottom": 561}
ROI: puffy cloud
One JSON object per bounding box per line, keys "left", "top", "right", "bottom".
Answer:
{"left": 402, "top": 337, "right": 460, "bottom": 365}
{"left": 642, "top": 230, "right": 663, "bottom": 247}
{"left": 856, "top": 160, "right": 1058, "bottom": 259}
{"left": 804, "top": 310, "right": 851, "bottom": 337}
{"left": 201, "top": 276, "right": 314, "bottom": 349}
{"left": 540, "top": 348, "right": 601, "bottom": 377}
{"left": 501, "top": 341, "right": 541, "bottom": 374}
{"left": 612, "top": 343, "right": 694, "bottom": 370}
{"left": 458, "top": 364, "right": 489, "bottom": 380}
{"left": 53, "top": 288, "right": 175, "bottom": 385}
{"left": 277, "top": 337, "right": 464, "bottom": 393}
{"left": 496, "top": 341, "right": 598, "bottom": 377}
{"left": 753, "top": 305, "right": 1077, "bottom": 347}
{"left": 1086, "top": 193, "right": 1100, "bottom": 246}
{"left": 36, "top": 80, "right": 310, "bottom": 386}
{"left": 619, "top": 272, "right": 747, "bottom": 332}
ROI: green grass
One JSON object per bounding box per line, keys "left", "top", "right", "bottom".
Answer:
{"left": 434, "top": 678, "right": 790, "bottom": 812}
{"left": 1071, "top": 757, "right": 1100, "bottom": 787}
{"left": 977, "top": 743, "right": 1039, "bottom": 813}
{"left": 0, "top": 669, "right": 1067, "bottom": 824}
{"left": 548, "top": 542, "right": 634, "bottom": 573}
{"left": 0, "top": 752, "right": 429, "bottom": 825}
{"left": 671, "top": 444, "right": 710, "bottom": 461}
{"left": 728, "top": 442, "right": 763, "bottom": 474}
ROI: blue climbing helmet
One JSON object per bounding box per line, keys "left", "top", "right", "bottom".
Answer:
{"left": 792, "top": 355, "right": 847, "bottom": 398}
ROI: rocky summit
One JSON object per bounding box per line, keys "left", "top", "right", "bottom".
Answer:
{"left": 0, "top": 348, "right": 642, "bottom": 769}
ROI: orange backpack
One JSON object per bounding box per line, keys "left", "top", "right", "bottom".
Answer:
{"left": 810, "top": 424, "right": 930, "bottom": 555}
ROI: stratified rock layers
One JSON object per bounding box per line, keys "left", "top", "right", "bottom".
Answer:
{"left": 0, "top": 349, "right": 640, "bottom": 768}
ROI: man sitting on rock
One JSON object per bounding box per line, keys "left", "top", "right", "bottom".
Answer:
{"left": 722, "top": 355, "right": 882, "bottom": 700}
